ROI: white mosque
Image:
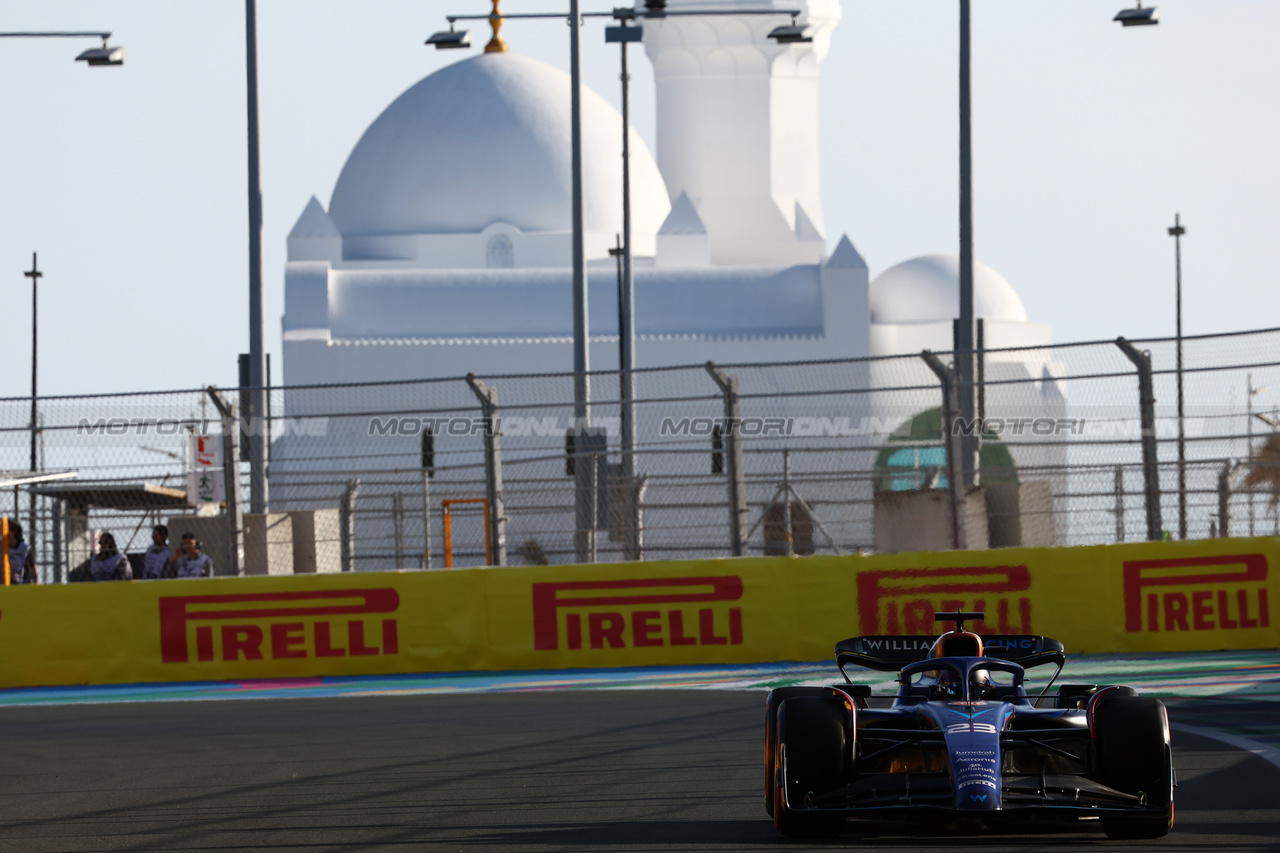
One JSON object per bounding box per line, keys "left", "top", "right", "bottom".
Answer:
{"left": 275, "top": 0, "right": 1067, "bottom": 563}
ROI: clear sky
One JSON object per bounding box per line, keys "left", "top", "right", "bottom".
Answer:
{"left": 0, "top": 1, "right": 1276, "bottom": 396}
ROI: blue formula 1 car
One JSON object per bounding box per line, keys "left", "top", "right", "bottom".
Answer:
{"left": 765, "top": 612, "right": 1174, "bottom": 839}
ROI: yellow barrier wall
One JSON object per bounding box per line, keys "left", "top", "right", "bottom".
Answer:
{"left": 0, "top": 537, "right": 1275, "bottom": 689}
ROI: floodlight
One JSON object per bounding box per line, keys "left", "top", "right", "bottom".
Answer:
{"left": 605, "top": 25, "right": 642, "bottom": 44}
{"left": 75, "top": 44, "right": 125, "bottom": 66}
{"left": 426, "top": 28, "right": 471, "bottom": 49}
{"left": 1114, "top": 4, "right": 1159, "bottom": 26}
{"left": 768, "top": 23, "right": 812, "bottom": 44}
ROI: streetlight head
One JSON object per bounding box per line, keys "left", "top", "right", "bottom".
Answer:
{"left": 1114, "top": 5, "right": 1159, "bottom": 26}
{"left": 75, "top": 44, "right": 125, "bottom": 66}
{"left": 605, "top": 24, "right": 643, "bottom": 44}
{"left": 426, "top": 28, "right": 472, "bottom": 50}
{"left": 768, "top": 24, "right": 813, "bottom": 44}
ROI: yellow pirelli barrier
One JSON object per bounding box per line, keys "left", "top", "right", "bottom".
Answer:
{"left": 0, "top": 537, "right": 1275, "bottom": 689}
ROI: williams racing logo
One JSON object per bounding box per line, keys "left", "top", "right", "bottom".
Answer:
{"left": 159, "top": 589, "right": 400, "bottom": 663}
{"left": 1124, "top": 554, "right": 1270, "bottom": 633}
{"left": 532, "top": 576, "right": 743, "bottom": 651}
{"left": 855, "top": 565, "right": 1032, "bottom": 634}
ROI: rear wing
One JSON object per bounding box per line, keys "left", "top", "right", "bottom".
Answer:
{"left": 835, "top": 634, "right": 1066, "bottom": 673}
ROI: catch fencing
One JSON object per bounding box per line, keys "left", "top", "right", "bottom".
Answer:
{"left": 2, "top": 326, "right": 1278, "bottom": 580}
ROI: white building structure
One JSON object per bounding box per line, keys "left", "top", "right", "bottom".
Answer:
{"left": 283, "top": 2, "right": 867, "bottom": 384}
{"left": 276, "top": 0, "right": 1068, "bottom": 561}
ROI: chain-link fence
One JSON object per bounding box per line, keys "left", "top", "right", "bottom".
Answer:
{"left": 3, "top": 327, "right": 1278, "bottom": 581}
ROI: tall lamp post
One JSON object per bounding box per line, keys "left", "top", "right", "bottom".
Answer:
{"left": 23, "top": 254, "right": 42, "bottom": 475}
{"left": 1246, "top": 375, "right": 1265, "bottom": 537}
{"left": 605, "top": 15, "right": 642, "bottom": 488}
{"left": 1168, "top": 213, "right": 1186, "bottom": 539}
{"left": 951, "top": 1, "right": 1158, "bottom": 496}
{"left": 245, "top": 0, "right": 269, "bottom": 515}
{"left": 429, "top": 2, "right": 803, "bottom": 563}
{"left": 956, "top": 0, "right": 978, "bottom": 488}
{"left": 1, "top": 29, "right": 123, "bottom": 574}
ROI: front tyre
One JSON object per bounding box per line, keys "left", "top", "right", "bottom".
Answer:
{"left": 1095, "top": 696, "right": 1174, "bottom": 839}
{"left": 764, "top": 687, "right": 837, "bottom": 819}
{"left": 774, "top": 697, "right": 847, "bottom": 839}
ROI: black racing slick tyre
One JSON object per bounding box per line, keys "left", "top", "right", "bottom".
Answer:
{"left": 774, "top": 697, "right": 847, "bottom": 839}
{"left": 1095, "top": 696, "right": 1175, "bottom": 839}
{"left": 764, "top": 687, "right": 834, "bottom": 819}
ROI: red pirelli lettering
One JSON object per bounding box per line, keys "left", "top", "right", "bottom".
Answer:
{"left": 855, "top": 566, "right": 1032, "bottom": 634}
{"left": 158, "top": 589, "right": 400, "bottom": 663}
{"left": 531, "top": 576, "right": 744, "bottom": 651}
{"left": 1123, "top": 554, "right": 1268, "bottom": 633}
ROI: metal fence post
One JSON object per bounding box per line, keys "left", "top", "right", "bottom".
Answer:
{"left": 392, "top": 492, "right": 405, "bottom": 568}
{"left": 1213, "top": 461, "right": 1233, "bottom": 535}
{"left": 1114, "top": 466, "right": 1125, "bottom": 544}
{"left": 782, "top": 450, "right": 794, "bottom": 558}
{"left": 205, "top": 387, "right": 243, "bottom": 576}
{"left": 340, "top": 478, "right": 360, "bottom": 572}
{"left": 466, "top": 374, "right": 507, "bottom": 567}
{"left": 50, "top": 497, "right": 63, "bottom": 583}
{"left": 421, "top": 471, "right": 432, "bottom": 570}
{"left": 1115, "top": 338, "right": 1163, "bottom": 541}
{"left": 705, "top": 362, "right": 747, "bottom": 557}
{"left": 922, "top": 351, "right": 964, "bottom": 550}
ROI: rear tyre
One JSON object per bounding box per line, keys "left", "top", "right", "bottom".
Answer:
{"left": 774, "top": 697, "right": 847, "bottom": 838}
{"left": 1095, "top": 696, "right": 1174, "bottom": 839}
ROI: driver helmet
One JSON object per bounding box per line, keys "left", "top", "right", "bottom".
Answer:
{"left": 930, "top": 630, "right": 993, "bottom": 698}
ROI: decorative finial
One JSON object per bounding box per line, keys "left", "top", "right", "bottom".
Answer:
{"left": 485, "top": 0, "right": 508, "bottom": 53}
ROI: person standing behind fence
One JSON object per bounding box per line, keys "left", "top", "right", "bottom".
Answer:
{"left": 174, "top": 533, "right": 213, "bottom": 579}
{"left": 141, "top": 525, "right": 175, "bottom": 580}
{"left": 5, "top": 520, "right": 37, "bottom": 584}
{"left": 88, "top": 532, "right": 132, "bottom": 581}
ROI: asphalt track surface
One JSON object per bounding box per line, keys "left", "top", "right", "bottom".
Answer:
{"left": 0, "top": 692, "right": 1277, "bottom": 852}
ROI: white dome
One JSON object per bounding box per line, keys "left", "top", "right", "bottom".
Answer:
{"left": 869, "top": 254, "right": 1028, "bottom": 325}
{"left": 329, "top": 53, "right": 670, "bottom": 238}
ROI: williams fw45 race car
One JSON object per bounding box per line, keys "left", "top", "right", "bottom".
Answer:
{"left": 765, "top": 612, "right": 1175, "bottom": 839}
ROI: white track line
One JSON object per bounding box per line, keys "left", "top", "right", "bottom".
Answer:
{"left": 1172, "top": 723, "right": 1280, "bottom": 772}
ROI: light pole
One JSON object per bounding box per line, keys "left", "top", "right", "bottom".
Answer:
{"left": 956, "top": 0, "right": 978, "bottom": 488}
{"left": 428, "top": 2, "right": 804, "bottom": 562}
{"left": 2, "top": 35, "right": 124, "bottom": 471}
{"left": 568, "top": 0, "right": 590, "bottom": 432}
{"left": 1247, "top": 375, "right": 1265, "bottom": 536}
{"left": 605, "top": 15, "right": 642, "bottom": 485}
{"left": 23, "top": 254, "right": 42, "bottom": 475}
{"left": 2, "top": 29, "right": 123, "bottom": 574}
{"left": 952, "top": 1, "right": 1157, "bottom": 493}
{"left": 1168, "top": 213, "right": 1186, "bottom": 539}
{"left": 245, "top": 0, "right": 269, "bottom": 515}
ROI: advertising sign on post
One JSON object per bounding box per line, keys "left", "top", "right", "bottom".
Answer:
{"left": 187, "top": 434, "right": 225, "bottom": 505}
